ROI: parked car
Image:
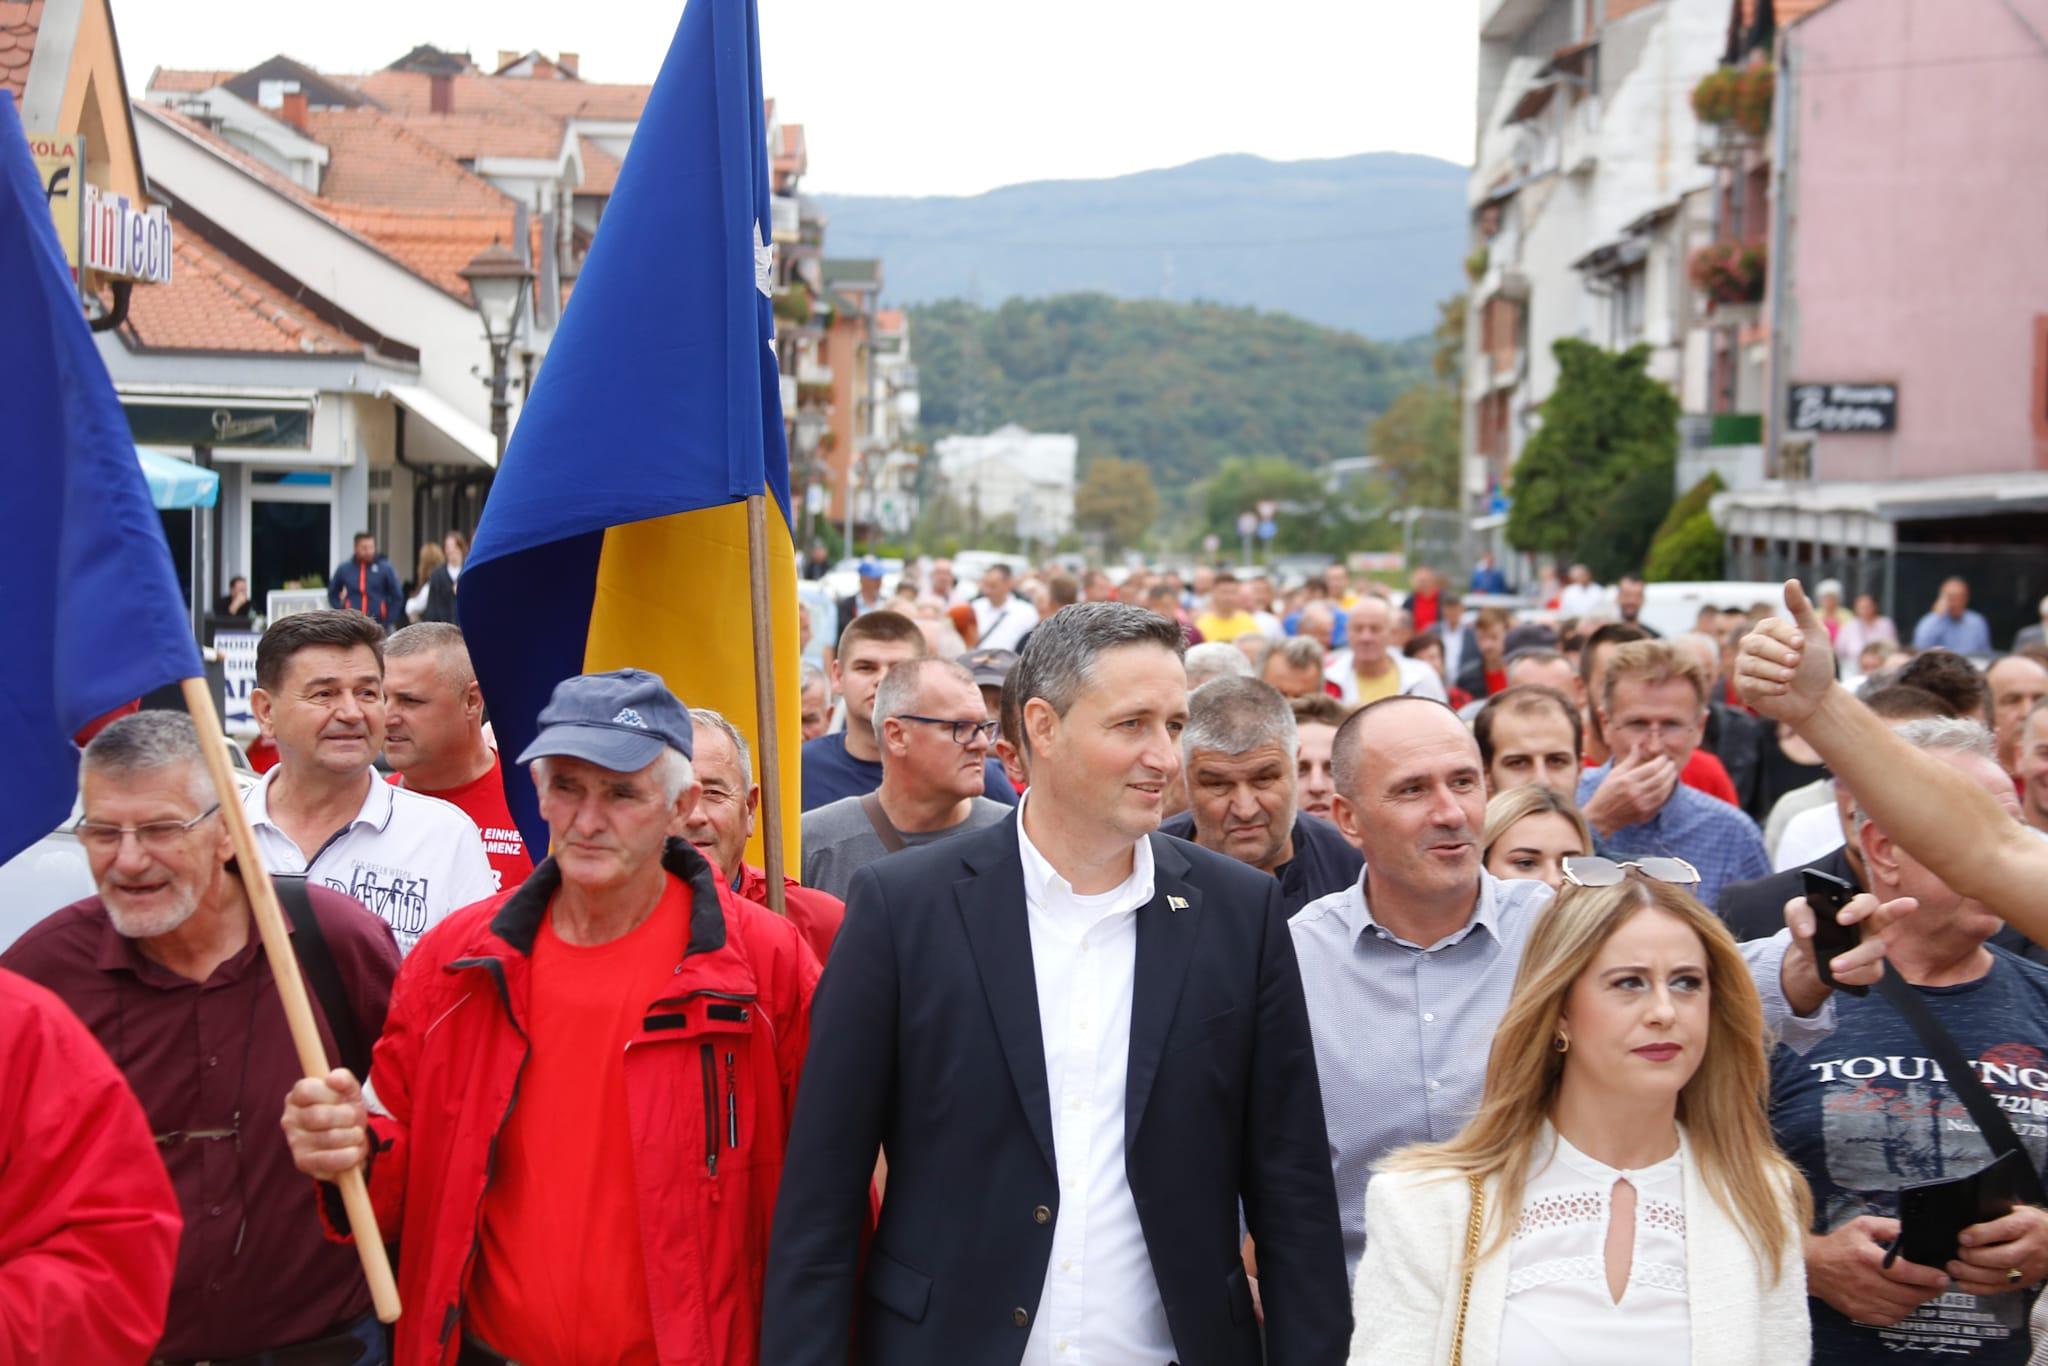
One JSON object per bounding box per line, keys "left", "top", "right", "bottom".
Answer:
{"left": 1635, "top": 581, "right": 1792, "bottom": 639}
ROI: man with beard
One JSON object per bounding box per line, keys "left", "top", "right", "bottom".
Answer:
{"left": 3, "top": 711, "right": 399, "bottom": 1363}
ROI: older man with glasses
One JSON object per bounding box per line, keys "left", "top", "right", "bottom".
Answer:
{"left": 800, "top": 658, "right": 1014, "bottom": 900}
{"left": 2, "top": 711, "right": 400, "bottom": 1364}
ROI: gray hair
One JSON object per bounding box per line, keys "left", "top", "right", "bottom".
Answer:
{"left": 688, "top": 708, "right": 753, "bottom": 784}
{"left": 1268, "top": 635, "right": 1326, "bottom": 671}
{"left": 79, "top": 710, "right": 213, "bottom": 808}
{"left": 873, "top": 657, "right": 977, "bottom": 730}
{"left": 1009, "top": 601, "right": 1186, "bottom": 757}
{"left": 533, "top": 748, "right": 695, "bottom": 803}
{"left": 383, "top": 622, "right": 474, "bottom": 687}
{"left": 1185, "top": 641, "right": 1254, "bottom": 690}
{"left": 1852, "top": 716, "right": 1995, "bottom": 827}
{"left": 1183, "top": 676, "right": 1297, "bottom": 762}
{"left": 799, "top": 662, "right": 827, "bottom": 692}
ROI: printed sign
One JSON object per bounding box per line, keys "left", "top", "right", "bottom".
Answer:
{"left": 82, "top": 182, "right": 174, "bottom": 284}
{"left": 1788, "top": 382, "right": 1898, "bottom": 434}
{"left": 26, "top": 131, "right": 83, "bottom": 272}
{"left": 265, "top": 589, "right": 327, "bottom": 623}
{"left": 213, "top": 629, "right": 261, "bottom": 726}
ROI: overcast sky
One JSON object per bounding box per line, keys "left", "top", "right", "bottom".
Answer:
{"left": 112, "top": 0, "right": 1479, "bottom": 197}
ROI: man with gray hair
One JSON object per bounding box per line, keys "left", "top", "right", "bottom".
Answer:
{"left": 3, "top": 711, "right": 400, "bottom": 1363}
{"left": 1162, "top": 677, "right": 1361, "bottom": 913}
{"left": 800, "top": 657, "right": 1011, "bottom": 900}
{"left": 382, "top": 623, "right": 531, "bottom": 891}
{"left": 683, "top": 706, "right": 844, "bottom": 963}
{"left": 766, "top": 602, "right": 1350, "bottom": 1365}
{"left": 281, "top": 668, "right": 819, "bottom": 1366}
{"left": 1260, "top": 633, "right": 1331, "bottom": 699}
{"left": 1184, "top": 639, "right": 1254, "bottom": 690}
{"left": 799, "top": 661, "right": 832, "bottom": 742}
{"left": 1766, "top": 715, "right": 2048, "bottom": 1360}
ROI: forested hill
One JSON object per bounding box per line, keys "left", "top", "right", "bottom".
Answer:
{"left": 818, "top": 152, "right": 1468, "bottom": 339}
{"left": 909, "top": 294, "right": 1433, "bottom": 491}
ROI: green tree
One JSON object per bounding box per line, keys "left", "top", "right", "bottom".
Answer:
{"left": 1646, "top": 511, "right": 1725, "bottom": 581}
{"left": 1073, "top": 454, "right": 1162, "bottom": 553}
{"left": 1506, "top": 340, "right": 1678, "bottom": 559}
{"left": 1369, "top": 385, "right": 1461, "bottom": 510}
{"left": 1200, "top": 455, "right": 1328, "bottom": 551}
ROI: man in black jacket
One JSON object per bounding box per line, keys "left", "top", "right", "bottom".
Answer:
{"left": 762, "top": 603, "right": 1349, "bottom": 1365}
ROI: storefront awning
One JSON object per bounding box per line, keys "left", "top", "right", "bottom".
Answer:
{"left": 138, "top": 447, "right": 219, "bottom": 509}
{"left": 383, "top": 383, "right": 498, "bottom": 469}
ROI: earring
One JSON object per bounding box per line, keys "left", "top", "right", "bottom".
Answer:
{"left": 1553, "top": 1028, "right": 1570, "bottom": 1054}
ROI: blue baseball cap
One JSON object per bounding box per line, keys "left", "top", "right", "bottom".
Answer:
{"left": 858, "top": 558, "right": 884, "bottom": 580}
{"left": 516, "top": 668, "right": 694, "bottom": 773}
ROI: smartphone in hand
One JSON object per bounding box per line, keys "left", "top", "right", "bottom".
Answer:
{"left": 1803, "top": 867, "right": 1867, "bottom": 998}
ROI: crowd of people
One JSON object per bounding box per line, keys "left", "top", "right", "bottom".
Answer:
{"left": 5, "top": 550, "right": 2048, "bottom": 1365}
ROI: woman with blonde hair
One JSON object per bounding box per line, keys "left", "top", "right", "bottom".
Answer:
{"left": 1348, "top": 863, "right": 1811, "bottom": 1365}
{"left": 1480, "top": 787, "right": 1591, "bottom": 891}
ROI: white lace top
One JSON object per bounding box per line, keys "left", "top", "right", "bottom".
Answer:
{"left": 1499, "top": 1126, "right": 1690, "bottom": 1366}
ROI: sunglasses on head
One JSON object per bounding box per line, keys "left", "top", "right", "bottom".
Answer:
{"left": 1560, "top": 855, "right": 1701, "bottom": 889}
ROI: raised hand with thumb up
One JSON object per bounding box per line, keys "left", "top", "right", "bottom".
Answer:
{"left": 1736, "top": 580, "right": 1840, "bottom": 723}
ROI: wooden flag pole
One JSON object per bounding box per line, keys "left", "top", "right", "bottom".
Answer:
{"left": 178, "top": 677, "right": 402, "bottom": 1323}
{"left": 744, "top": 493, "right": 788, "bottom": 913}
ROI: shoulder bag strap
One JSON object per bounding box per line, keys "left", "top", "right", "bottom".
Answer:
{"left": 275, "top": 874, "right": 373, "bottom": 1083}
{"left": 1875, "top": 973, "right": 2048, "bottom": 1205}
{"left": 1450, "top": 1173, "right": 1484, "bottom": 1366}
{"left": 858, "top": 791, "right": 910, "bottom": 855}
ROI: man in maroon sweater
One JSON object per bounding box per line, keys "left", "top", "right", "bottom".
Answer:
{"left": 1, "top": 710, "right": 400, "bottom": 1363}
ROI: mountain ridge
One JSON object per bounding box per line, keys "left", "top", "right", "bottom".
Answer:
{"left": 816, "top": 151, "right": 1469, "bottom": 340}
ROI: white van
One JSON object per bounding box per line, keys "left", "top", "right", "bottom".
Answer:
{"left": 1636, "top": 581, "right": 1791, "bottom": 639}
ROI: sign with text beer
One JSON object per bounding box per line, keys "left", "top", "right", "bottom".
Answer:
{"left": 1788, "top": 382, "right": 1898, "bottom": 434}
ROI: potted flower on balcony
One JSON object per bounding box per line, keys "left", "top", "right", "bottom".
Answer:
{"left": 1692, "top": 63, "right": 1773, "bottom": 144}
{"left": 1688, "top": 240, "right": 1767, "bottom": 307}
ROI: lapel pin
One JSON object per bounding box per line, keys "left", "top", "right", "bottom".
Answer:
{"left": 1168, "top": 895, "right": 1188, "bottom": 912}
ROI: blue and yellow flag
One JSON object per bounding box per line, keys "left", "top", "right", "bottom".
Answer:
{"left": 0, "top": 91, "right": 204, "bottom": 864}
{"left": 461, "top": 0, "right": 799, "bottom": 871}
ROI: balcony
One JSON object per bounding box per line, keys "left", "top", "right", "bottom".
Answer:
{"left": 771, "top": 194, "right": 800, "bottom": 245}
{"left": 796, "top": 360, "right": 833, "bottom": 388}
{"left": 1693, "top": 64, "right": 1772, "bottom": 165}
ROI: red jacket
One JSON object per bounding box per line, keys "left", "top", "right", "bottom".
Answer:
{"left": 338, "top": 841, "right": 819, "bottom": 1366}
{"left": 0, "top": 968, "right": 182, "bottom": 1363}
{"left": 733, "top": 862, "right": 845, "bottom": 964}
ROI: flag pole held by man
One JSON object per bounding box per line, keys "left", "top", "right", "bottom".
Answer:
{"left": 0, "top": 88, "right": 399, "bottom": 1322}
{"left": 458, "top": 0, "right": 802, "bottom": 900}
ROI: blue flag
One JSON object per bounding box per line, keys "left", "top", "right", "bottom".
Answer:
{"left": 0, "top": 91, "right": 203, "bottom": 863}
{"left": 461, "top": 0, "right": 801, "bottom": 868}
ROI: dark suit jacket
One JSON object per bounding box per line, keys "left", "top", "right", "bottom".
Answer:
{"left": 761, "top": 816, "right": 1349, "bottom": 1366}
{"left": 1718, "top": 843, "right": 1862, "bottom": 942}
{"left": 419, "top": 564, "right": 459, "bottom": 623}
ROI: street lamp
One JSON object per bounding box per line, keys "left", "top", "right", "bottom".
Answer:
{"left": 458, "top": 241, "right": 535, "bottom": 462}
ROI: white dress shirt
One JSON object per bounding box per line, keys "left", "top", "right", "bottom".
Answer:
{"left": 975, "top": 594, "right": 1040, "bottom": 653}
{"left": 1016, "top": 795, "right": 1175, "bottom": 1364}
{"left": 1500, "top": 1126, "right": 1690, "bottom": 1366}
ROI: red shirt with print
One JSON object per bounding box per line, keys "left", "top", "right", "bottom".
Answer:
{"left": 390, "top": 752, "right": 533, "bottom": 891}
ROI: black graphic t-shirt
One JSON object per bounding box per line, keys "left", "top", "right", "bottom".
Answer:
{"left": 1770, "top": 947, "right": 2048, "bottom": 1363}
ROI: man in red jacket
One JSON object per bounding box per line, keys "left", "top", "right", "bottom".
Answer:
{"left": 683, "top": 706, "right": 844, "bottom": 963}
{"left": 0, "top": 967, "right": 182, "bottom": 1361}
{"left": 282, "top": 669, "right": 819, "bottom": 1366}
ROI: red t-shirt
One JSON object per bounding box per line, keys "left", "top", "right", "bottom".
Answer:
{"left": 1681, "top": 748, "right": 1741, "bottom": 806}
{"left": 391, "top": 753, "right": 533, "bottom": 891}
{"left": 464, "top": 880, "right": 689, "bottom": 1365}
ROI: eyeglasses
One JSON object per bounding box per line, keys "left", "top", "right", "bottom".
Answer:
{"left": 1561, "top": 855, "right": 1701, "bottom": 888}
{"left": 896, "top": 715, "right": 1000, "bottom": 746}
{"left": 76, "top": 803, "right": 221, "bottom": 853}
{"left": 1609, "top": 719, "right": 1700, "bottom": 743}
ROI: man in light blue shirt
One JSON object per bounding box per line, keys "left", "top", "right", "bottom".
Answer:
{"left": 1289, "top": 695, "right": 1882, "bottom": 1279}
{"left": 1911, "top": 576, "right": 1994, "bottom": 655}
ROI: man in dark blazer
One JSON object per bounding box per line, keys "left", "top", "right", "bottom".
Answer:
{"left": 762, "top": 603, "right": 1349, "bottom": 1366}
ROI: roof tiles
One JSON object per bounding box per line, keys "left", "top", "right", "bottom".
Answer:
{"left": 122, "top": 227, "right": 362, "bottom": 355}
{"left": 0, "top": 1, "right": 43, "bottom": 101}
